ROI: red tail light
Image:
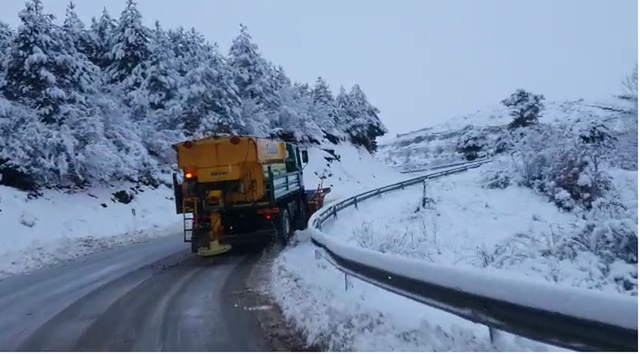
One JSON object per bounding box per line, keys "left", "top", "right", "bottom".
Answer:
{"left": 184, "top": 171, "right": 196, "bottom": 179}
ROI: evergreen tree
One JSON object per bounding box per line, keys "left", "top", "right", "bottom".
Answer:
{"left": 501, "top": 89, "right": 545, "bottom": 129}
{"left": 63, "top": 1, "right": 94, "bottom": 57}
{"left": 179, "top": 49, "right": 242, "bottom": 135}
{"left": 107, "top": 0, "right": 151, "bottom": 84}
{"left": 312, "top": 77, "right": 341, "bottom": 139}
{"left": 3, "top": 0, "right": 99, "bottom": 125}
{"left": 167, "top": 27, "right": 213, "bottom": 77}
{"left": 0, "top": 21, "right": 13, "bottom": 53}
{"left": 88, "top": 7, "right": 116, "bottom": 69}
{"left": 0, "top": 21, "right": 14, "bottom": 79}
{"left": 344, "top": 84, "right": 386, "bottom": 152}
{"left": 143, "top": 21, "right": 181, "bottom": 110}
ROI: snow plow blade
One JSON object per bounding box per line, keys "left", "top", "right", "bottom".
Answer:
{"left": 305, "top": 187, "right": 332, "bottom": 219}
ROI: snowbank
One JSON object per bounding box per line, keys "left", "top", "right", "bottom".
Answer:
{"left": 0, "top": 183, "right": 182, "bottom": 278}
{"left": 270, "top": 231, "right": 553, "bottom": 351}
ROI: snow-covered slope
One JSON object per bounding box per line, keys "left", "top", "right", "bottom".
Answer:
{"left": 0, "top": 142, "right": 400, "bottom": 278}
{"left": 302, "top": 142, "right": 403, "bottom": 202}
{"left": 377, "top": 98, "right": 636, "bottom": 171}
{"left": 0, "top": 183, "right": 182, "bottom": 278}
{"left": 270, "top": 163, "right": 637, "bottom": 351}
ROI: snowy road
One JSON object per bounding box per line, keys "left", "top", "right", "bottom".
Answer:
{"left": 0, "top": 234, "right": 274, "bottom": 351}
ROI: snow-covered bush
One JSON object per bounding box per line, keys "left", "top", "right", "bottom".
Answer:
{"left": 455, "top": 128, "right": 487, "bottom": 160}
{"left": 479, "top": 117, "right": 637, "bottom": 292}
{"left": 499, "top": 123, "right": 614, "bottom": 210}
{"left": 480, "top": 161, "right": 512, "bottom": 189}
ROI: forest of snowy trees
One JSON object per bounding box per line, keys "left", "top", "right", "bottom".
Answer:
{"left": 0, "top": 0, "right": 387, "bottom": 191}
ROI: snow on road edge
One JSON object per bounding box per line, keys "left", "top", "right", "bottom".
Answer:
{"left": 0, "top": 183, "right": 182, "bottom": 278}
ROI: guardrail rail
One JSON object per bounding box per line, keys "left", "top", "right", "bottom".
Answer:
{"left": 308, "top": 160, "right": 638, "bottom": 352}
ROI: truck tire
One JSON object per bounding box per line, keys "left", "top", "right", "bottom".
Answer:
{"left": 277, "top": 209, "right": 292, "bottom": 246}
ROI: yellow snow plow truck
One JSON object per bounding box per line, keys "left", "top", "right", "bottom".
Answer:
{"left": 171, "top": 135, "right": 331, "bottom": 256}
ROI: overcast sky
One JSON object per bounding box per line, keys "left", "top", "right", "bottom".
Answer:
{"left": 1, "top": 0, "right": 637, "bottom": 137}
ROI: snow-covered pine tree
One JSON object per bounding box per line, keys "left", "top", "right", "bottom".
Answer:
{"left": 282, "top": 81, "right": 323, "bottom": 143}
{"left": 336, "top": 85, "right": 351, "bottom": 122}
{"left": 501, "top": 89, "right": 545, "bottom": 128}
{"left": 63, "top": 1, "right": 96, "bottom": 59}
{"left": 88, "top": 7, "right": 116, "bottom": 70}
{"left": 107, "top": 0, "right": 151, "bottom": 84}
{"left": 179, "top": 47, "right": 243, "bottom": 136}
{"left": 312, "top": 77, "right": 343, "bottom": 142}
{"left": 343, "top": 84, "right": 386, "bottom": 152}
{"left": 0, "top": 21, "right": 14, "bottom": 83}
{"left": 228, "top": 24, "right": 271, "bottom": 102}
{"left": 167, "top": 27, "right": 215, "bottom": 77}
{"left": 0, "top": 21, "right": 13, "bottom": 54}
{"left": 142, "top": 21, "right": 181, "bottom": 111}
{"left": 2, "top": 0, "right": 100, "bottom": 125}
{"left": 228, "top": 24, "right": 279, "bottom": 136}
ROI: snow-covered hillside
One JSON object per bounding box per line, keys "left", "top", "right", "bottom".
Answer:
{"left": 302, "top": 142, "right": 403, "bottom": 202}
{"left": 269, "top": 94, "right": 638, "bottom": 351}
{"left": 377, "top": 98, "right": 637, "bottom": 172}
{"left": 0, "top": 143, "right": 399, "bottom": 278}
{"left": 270, "top": 162, "right": 637, "bottom": 351}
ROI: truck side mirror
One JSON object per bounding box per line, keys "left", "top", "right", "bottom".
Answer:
{"left": 301, "top": 150, "right": 309, "bottom": 164}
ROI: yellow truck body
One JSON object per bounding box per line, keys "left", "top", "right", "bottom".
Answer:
{"left": 171, "top": 135, "right": 328, "bottom": 255}
{"left": 173, "top": 136, "right": 293, "bottom": 205}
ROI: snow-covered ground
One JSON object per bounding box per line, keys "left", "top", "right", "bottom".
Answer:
{"left": 301, "top": 142, "right": 403, "bottom": 202}
{"left": 0, "top": 142, "right": 399, "bottom": 278}
{"left": 269, "top": 155, "right": 637, "bottom": 351}
{"left": 0, "top": 183, "right": 182, "bottom": 278}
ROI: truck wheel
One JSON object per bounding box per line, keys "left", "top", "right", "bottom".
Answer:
{"left": 278, "top": 209, "right": 292, "bottom": 246}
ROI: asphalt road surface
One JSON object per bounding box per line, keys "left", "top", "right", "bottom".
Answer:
{"left": 0, "top": 235, "right": 275, "bottom": 351}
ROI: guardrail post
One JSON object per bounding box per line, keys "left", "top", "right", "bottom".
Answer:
{"left": 422, "top": 180, "right": 427, "bottom": 208}
{"left": 333, "top": 206, "right": 337, "bottom": 220}
{"left": 489, "top": 326, "right": 502, "bottom": 347}
{"left": 354, "top": 196, "right": 358, "bottom": 209}
{"left": 344, "top": 273, "right": 352, "bottom": 291}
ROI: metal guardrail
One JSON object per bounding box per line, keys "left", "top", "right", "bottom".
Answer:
{"left": 308, "top": 160, "right": 638, "bottom": 352}
{"left": 398, "top": 158, "right": 492, "bottom": 174}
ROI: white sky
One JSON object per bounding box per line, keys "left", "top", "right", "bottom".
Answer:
{"left": 1, "top": 0, "right": 637, "bottom": 137}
